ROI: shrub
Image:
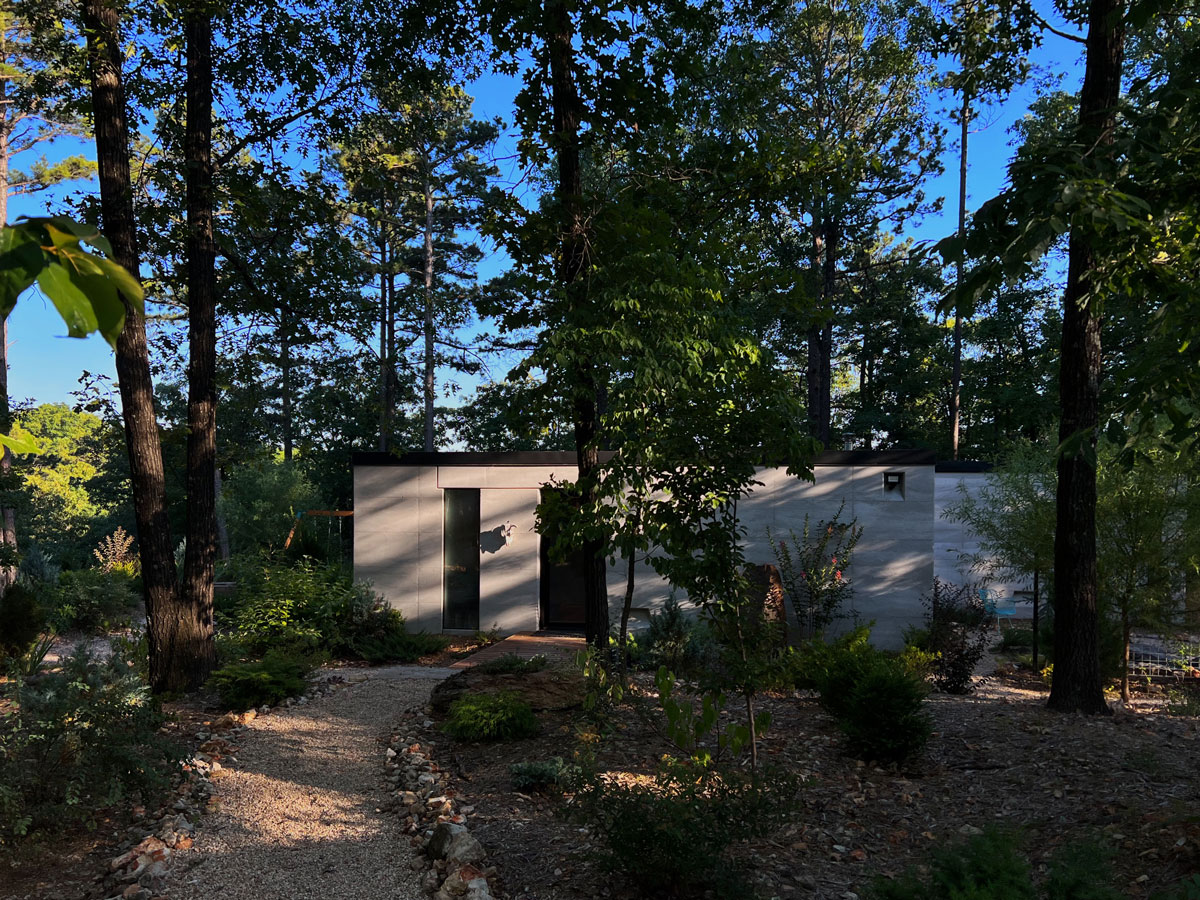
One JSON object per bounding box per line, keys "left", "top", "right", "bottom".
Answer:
{"left": 770, "top": 503, "right": 863, "bottom": 638}
{"left": 571, "top": 761, "right": 797, "bottom": 897}
{"left": 207, "top": 648, "right": 319, "bottom": 711}
{"left": 923, "top": 580, "right": 990, "bottom": 694}
{"left": 475, "top": 653, "right": 549, "bottom": 675}
{"left": 17, "top": 543, "right": 60, "bottom": 584}
{"left": 353, "top": 624, "right": 449, "bottom": 664}
{"left": 0, "top": 582, "right": 45, "bottom": 660}
{"left": 870, "top": 831, "right": 1126, "bottom": 900}
{"left": 639, "top": 595, "right": 713, "bottom": 674}
{"left": 509, "top": 756, "right": 579, "bottom": 792}
{"left": 442, "top": 691, "right": 540, "bottom": 741}
{"left": 0, "top": 645, "right": 181, "bottom": 843}
{"left": 43, "top": 569, "right": 139, "bottom": 634}
{"left": 996, "top": 626, "right": 1035, "bottom": 652}
{"left": 833, "top": 660, "right": 932, "bottom": 764}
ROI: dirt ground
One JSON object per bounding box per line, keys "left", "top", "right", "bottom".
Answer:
{"left": 423, "top": 669, "right": 1200, "bottom": 900}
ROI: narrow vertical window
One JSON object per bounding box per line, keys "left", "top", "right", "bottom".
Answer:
{"left": 443, "top": 488, "right": 480, "bottom": 630}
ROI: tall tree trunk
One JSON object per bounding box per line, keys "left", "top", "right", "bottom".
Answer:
{"left": 548, "top": 0, "right": 607, "bottom": 650}
{"left": 80, "top": 0, "right": 180, "bottom": 692}
{"left": 378, "top": 230, "right": 390, "bottom": 452}
{"left": 281, "top": 308, "right": 293, "bottom": 461}
{"left": 180, "top": 3, "right": 217, "bottom": 691}
{"left": 1031, "top": 567, "right": 1040, "bottom": 673}
{"left": 423, "top": 167, "right": 436, "bottom": 452}
{"left": 950, "top": 91, "right": 970, "bottom": 460}
{"left": 0, "top": 79, "right": 17, "bottom": 593}
{"left": 807, "top": 215, "right": 836, "bottom": 446}
{"left": 1047, "top": 0, "right": 1125, "bottom": 715}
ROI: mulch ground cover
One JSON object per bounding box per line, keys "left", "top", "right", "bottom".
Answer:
{"left": 419, "top": 671, "right": 1200, "bottom": 900}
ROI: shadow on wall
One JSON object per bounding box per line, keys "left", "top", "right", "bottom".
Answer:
{"left": 480, "top": 521, "right": 517, "bottom": 554}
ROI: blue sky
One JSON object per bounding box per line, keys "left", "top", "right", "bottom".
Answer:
{"left": 7, "top": 11, "right": 1084, "bottom": 411}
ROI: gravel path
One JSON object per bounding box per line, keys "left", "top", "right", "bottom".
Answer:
{"left": 165, "top": 666, "right": 454, "bottom": 900}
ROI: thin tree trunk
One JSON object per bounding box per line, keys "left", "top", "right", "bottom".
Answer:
{"left": 1121, "top": 603, "right": 1130, "bottom": 703}
{"left": 1048, "top": 0, "right": 1124, "bottom": 715}
{"left": 807, "top": 216, "right": 836, "bottom": 446}
{"left": 548, "top": 0, "right": 607, "bottom": 651}
{"left": 378, "top": 230, "right": 389, "bottom": 452}
{"left": 423, "top": 167, "right": 436, "bottom": 452}
{"left": 80, "top": 0, "right": 180, "bottom": 692}
{"left": 0, "top": 80, "right": 17, "bottom": 593}
{"left": 180, "top": 3, "right": 217, "bottom": 692}
{"left": 281, "top": 309, "right": 293, "bottom": 461}
{"left": 950, "top": 91, "right": 970, "bottom": 460}
{"left": 215, "top": 467, "right": 231, "bottom": 560}
{"left": 1031, "top": 567, "right": 1040, "bottom": 673}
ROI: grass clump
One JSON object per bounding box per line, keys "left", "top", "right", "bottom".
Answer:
{"left": 475, "top": 652, "right": 549, "bottom": 675}
{"left": 442, "top": 691, "right": 540, "bottom": 741}
{"left": 207, "top": 648, "right": 320, "bottom": 711}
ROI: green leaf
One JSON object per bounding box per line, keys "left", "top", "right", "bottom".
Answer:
{"left": 37, "top": 263, "right": 99, "bottom": 338}
{"left": 0, "top": 227, "right": 45, "bottom": 318}
{"left": 0, "top": 431, "right": 41, "bottom": 455}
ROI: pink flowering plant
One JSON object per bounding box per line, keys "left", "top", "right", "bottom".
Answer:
{"left": 769, "top": 503, "right": 863, "bottom": 638}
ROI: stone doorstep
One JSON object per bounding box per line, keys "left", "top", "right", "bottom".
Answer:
{"left": 449, "top": 632, "right": 585, "bottom": 670}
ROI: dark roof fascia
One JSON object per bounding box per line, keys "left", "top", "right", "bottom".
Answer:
{"left": 934, "top": 460, "right": 995, "bottom": 473}
{"left": 352, "top": 449, "right": 936, "bottom": 468}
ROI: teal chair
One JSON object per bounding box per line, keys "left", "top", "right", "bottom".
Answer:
{"left": 980, "top": 589, "right": 1018, "bottom": 629}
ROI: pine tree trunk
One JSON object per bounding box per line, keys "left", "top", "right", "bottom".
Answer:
{"left": 548, "top": 0, "right": 607, "bottom": 650}
{"left": 378, "top": 230, "right": 390, "bottom": 452}
{"left": 80, "top": 0, "right": 180, "bottom": 692}
{"left": 1048, "top": 0, "right": 1125, "bottom": 715}
{"left": 950, "top": 92, "right": 970, "bottom": 460}
{"left": 0, "top": 82, "right": 17, "bottom": 593}
{"left": 423, "top": 168, "right": 436, "bottom": 452}
{"left": 281, "top": 309, "right": 293, "bottom": 461}
{"left": 180, "top": 3, "right": 217, "bottom": 692}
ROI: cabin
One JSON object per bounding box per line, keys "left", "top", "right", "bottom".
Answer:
{"left": 352, "top": 450, "right": 944, "bottom": 647}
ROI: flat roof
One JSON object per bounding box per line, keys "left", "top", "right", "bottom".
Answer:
{"left": 352, "top": 449, "right": 937, "bottom": 467}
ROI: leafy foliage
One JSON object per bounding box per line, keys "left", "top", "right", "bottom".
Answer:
{"left": 441, "top": 691, "right": 540, "bottom": 742}
{"left": 0, "top": 645, "right": 181, "bottom": 844}
{"left": 770, "top": 504, "right": 863, "bottom": 638}
{"left": 41, "top": 569, "right": 140, "bottom": 635}
{"left": 869, "top": 830, "right": 1126, "bottom": 900}
{"left": 570, "top": 761, "right": 798, "bottom": 898}
{"left": 0, "top": 582, "right": 45, "bottom": 660}
{"left": 509, "top": 756, "right": 579, "bottom": 793}
{"left": 921, "top": 579, "right": 990, "bottom": 695}
{"left": 207, "top": 648, "right": 319, "bottom": 711}
{"left": 473, "top": 653, "right": 549, "bottom": 676}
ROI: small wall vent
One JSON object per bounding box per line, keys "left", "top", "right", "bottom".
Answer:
{"left": 883, "top": 470, "right": 906, "bottom": 500}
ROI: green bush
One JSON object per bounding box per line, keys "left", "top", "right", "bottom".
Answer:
{"left": 782, "top": 625, "right": 875, "bottom": 694}
{"left": 870, "top": 831, "right": 1126, "bottom": 900}
{"left": 0, "top": 645, "right": 181, "bottom": 843}
{"left": 923, "top": 580, "right": 990, "bottom": 694}
{"left": 42, "top": 569, "right": 139, "bottom": 634}
{"left": 442, "top": 691, "right": 540, "bottom": 741}
{"left": 475, "top": 652, "right": 549, "bottom": 675}
{"left": 996, "top": 626, "right": 1035, "bottom": 651}
{"left": 509, "top": 756, "right": 579, "bottom": 792}
{"left": 571, "top": 761, "right": 796, "bottom": 897}
{"left": 224, "top": 557, "right": 445, "bottom": 662}
{"left": 833, "top": 661, "right": 932, "bottom": 764}
{"left": 638, "top": 595, "right": 716, "bottom": 675}
{"left": 207, "top": 648, "right": 320, "bottom": 711}
{"left": 0, "top": 582, "right": 45, "bottom": 660}
{"left": 353, "top": 621, "right": 449, "bottom": 664}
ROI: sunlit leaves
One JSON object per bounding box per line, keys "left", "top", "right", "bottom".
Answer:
{"left": 0, "top": 217, "right": 142, "bottom": 348}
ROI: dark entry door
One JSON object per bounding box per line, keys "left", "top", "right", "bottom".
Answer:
{"left": 538, "top": 490, "right": 587, "bottom": 631}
